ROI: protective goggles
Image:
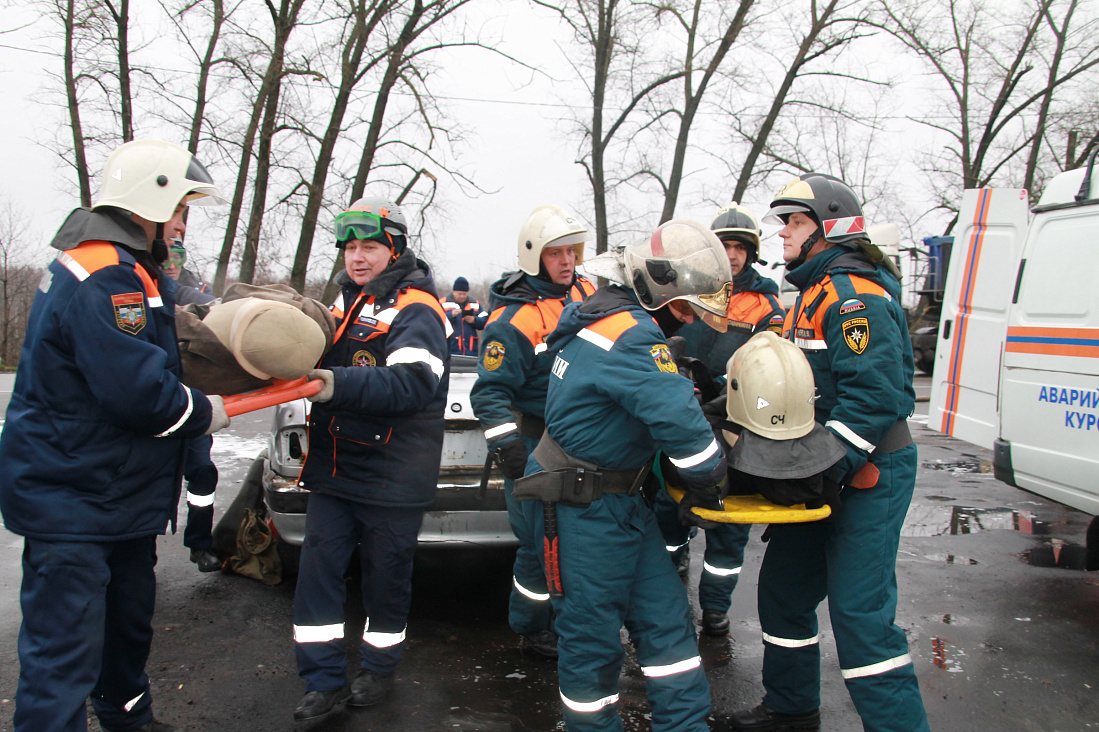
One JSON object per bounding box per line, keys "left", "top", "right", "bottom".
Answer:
{"left": 167, "top": 247, "right": 187, "bottom": 267}
{"left": 334, "top": 210, "right": 389, "bottom": 244}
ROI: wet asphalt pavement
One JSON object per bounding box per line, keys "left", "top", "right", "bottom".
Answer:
{"left": 0, "top": 373, "right": 1098, "bottom": 731}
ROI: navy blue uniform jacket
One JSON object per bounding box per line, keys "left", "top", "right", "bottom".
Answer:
{"left": 0, "top": 207, "right": 214, "bottom": 541}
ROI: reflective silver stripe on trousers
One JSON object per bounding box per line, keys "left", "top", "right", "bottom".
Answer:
{"left": 703, "top": 561, "right": 741, "bottom": 577}
{"left": 362, "top": 620, "right": 407, "bottom": 648}
{"left": 665, "top": 540, "right": 689, "bottom": 552}
{"left": 294, "top": 623, "right": 344, "bottom": 643}
{"left": 841, "top": 652, "right": 913, "bottom": 679}
{"left": 513, "top": 577, "right": 550, "bottom": 602}
{"left": 641, "top": 655, "right": 701, "bottom": 677}
{"left": 155, "top": 387, "right": 194, "bottom": 437}
{"left": 826, "top": 419, "right": 876, "bottom": 453}
{"left": 485, "top": 422, "right": 518, "bottom": 440}
{"left": 187, "top": 491, "right": 215, "bottom": 508}
{"left": 669, "top": 439, "right": 720, "bottom": 470}
{"left": 762, "top": 632, "right": 820, "bottom": 648}
{"left": 560, "top": 690, "right": 620, "bottom": 712}
{"left": 123, "top": 691, "right": 144, "bottom": 712}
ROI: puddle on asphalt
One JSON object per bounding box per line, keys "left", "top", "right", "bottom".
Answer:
{"left": 904, "top": 504, "right": 1089, "bottom": 570}
{"left": 921, "top": 457, "right": 992, "bottom": 474}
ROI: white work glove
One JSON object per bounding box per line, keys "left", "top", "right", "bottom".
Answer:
{"left": 307, "top": 369, "right": 335, "bottom": 403}
{"left": 205, "top": 394, "right": 230, "bottom": 435}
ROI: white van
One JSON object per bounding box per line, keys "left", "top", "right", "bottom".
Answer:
{"left": 927, "top": 154, "right": 1099, "bottom": 569}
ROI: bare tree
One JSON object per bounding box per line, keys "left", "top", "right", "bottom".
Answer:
{"left": 0, "top": 200, "right": 44, "bottom": 367}
{"left": 874, "top": 0, "right": 1099, "bottom": 229}
{"left": 534, "top": 0, "right": 687, "bottom": 254}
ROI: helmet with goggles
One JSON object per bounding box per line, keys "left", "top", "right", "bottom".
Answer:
{"left": 335, "top": 197, "right": 408, "bottom": 254}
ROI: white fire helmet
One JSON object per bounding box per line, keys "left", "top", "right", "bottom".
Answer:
{"left": 517, "top": 204, "right": 589, "bottom": 276}
{"left": 93, "top": 139, "right": 225, "bottom": 222}
{"left": 726, "top": 331, "right": 817, "bottom": 440}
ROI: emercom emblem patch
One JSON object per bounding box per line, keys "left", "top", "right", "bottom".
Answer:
{"left": 842, "top": 317, "right": 869, "bottom": 354}
{"left": 651, "top": 343, "right": 678, "bottom": 373}
{"left": 112, "top": 292, "right": 146, "bottom": 334}
{"left": 352, "top": 349, "right": 376, "bottom": 367}
{"left": 483, "top": 341, "right": 506, "bottom": 371}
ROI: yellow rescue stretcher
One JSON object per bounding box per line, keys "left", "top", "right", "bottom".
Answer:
{"left": 664, "top": 486, "right": 831, "bottom": 524}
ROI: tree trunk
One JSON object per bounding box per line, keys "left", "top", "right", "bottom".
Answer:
{"left": 63, "top": 0, "right": 91, "bottom": 207}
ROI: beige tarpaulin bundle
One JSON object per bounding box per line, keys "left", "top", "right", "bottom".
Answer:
{"left": 176, "top": 283, "right": 336, "bottom": 395}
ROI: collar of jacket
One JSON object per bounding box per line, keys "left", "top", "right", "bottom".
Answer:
{"left": 734, "top": 266, "right": 779, "bottom": 296}
{"left": 488, "top": 271, "right": 576, "bottom": 310}
{"left": 50, "top": 207, "right": 148, "bottom": 252}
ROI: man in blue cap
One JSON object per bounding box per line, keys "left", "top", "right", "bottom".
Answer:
{"left": 441, "top": 276, "right": 488, "bottom": 355}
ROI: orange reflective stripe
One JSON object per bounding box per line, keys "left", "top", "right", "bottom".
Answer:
{"left": 395, "top": 288, "right": 449, "bottom": 324}
{"left": 332, "top": 293, "right": 366, "bottom": 342}
{"left": 586, "top": 310, "right": 639, "bottom": 343}
{"left": 64, "top": 241, "right": 121, "bottom": 275}
{"left": 727, "top": 292, "right": 776, "bottom": 327}
{"left": 571, "top": 278, "right": 596, "bottom": 300}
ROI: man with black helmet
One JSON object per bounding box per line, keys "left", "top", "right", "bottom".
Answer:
{"left": 515, "top": 219, "right": 733, "bottom": 732}
{"left": 727, "top": 174, "right": 928, "bottom": 732}
{"left": 290, "top": 196, "right": 452, "bottom": 721}
{"left": 0, "top": 139, "right": 229, "bottom": 732}
{"left": 654, "top": 202, "right": 785, "bottom": 637}
{"left": 470, "top": 204, "right": 595, "bottom": 658}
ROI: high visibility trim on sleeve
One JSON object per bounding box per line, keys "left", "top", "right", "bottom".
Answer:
{"left": 641, "top": 656, "right": 701, "bottom": 678}
{"left": 294, "top": 623, "right": 344, "bottom": 643}
{"left": 387, "top": 346, "right": 444, "bottom": 379}
{"left": 58, "top": 251, "right": 92, "bottom": 281}
{"left": 187, "top": 491, "right": 215, "bottom": 508}
{"left": 841, "top": 652, "right": 912, "bottom": 679}
{"left": 485, "top": 423, "right": 518, "bottom": 440}
{"left": 826, "top": 419, "right": 876, "bottom": 453}
{"left": 669, "top": 439, "right": 720, "bottom": 469}
{"left": 795, "top": 337, "right": 828, "bottom": 350}
{"left": 147, "top": 296, "right": 164, "bottom": 308}
{"left": 578, "top": 327, "right": 615, "bottom": 351}
{"left": 513, "top": 576, "right": 550, "bottom": 602}
{"left": 703, "top": 561, "right": 742, "bottom": 577}
{"left": 534, "top": 342, "right": 548, "bottom": 355}
{"left": 560, "top": 690, "right": 619, "bottom": 712}
{"left": 155, "top": 387, "right": 194, "bottom": 437}
{"left": 763, "top": 632, "right": 820, "bottom": 648}
{"left": 362, "top": 621, "right": 407, "bottom": 649}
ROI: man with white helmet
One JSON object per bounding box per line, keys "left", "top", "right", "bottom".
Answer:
{"left": 470, "top": 204, "right": 596, "bottom": 657}
{"left": 726, "top": 174, "right": 927, "bottom": 732}
{"left": 290, "top": 196, "right": 452, "bottom": 721}
{"left": 0, "top": 139, "right": 229, "bottom": 732}
{"left": 654, "top": 202, "right": 785, "bottom": 637}
{"left": 513, "top": 219, "right": 732, "bottom": 732}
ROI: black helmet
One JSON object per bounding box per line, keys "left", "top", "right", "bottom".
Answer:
{"left": 710, "top": 202, "right": 764, "bottom": 264}
{"left": 763, "top": 173, "right": 866, "bottom": 246}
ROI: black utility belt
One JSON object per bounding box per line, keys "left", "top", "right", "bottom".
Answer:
{"left": 513, "top": 429, "right": 647, "bottom": 507}
{"left": 513, "top": 466, "right": 642, "bottom": 507}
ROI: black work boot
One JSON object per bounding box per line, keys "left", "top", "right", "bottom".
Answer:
{"left": 701, "top": 609, "right": 730, "bottom": 637}
{"left": 189, "top": 548, "right": 221, "bottom": 572}
{"left": 348, "top": 669, "right": 394, "bottom": 707}
{"left": 293, "top": 687, "right": 351, "bottom": 721}
{"left": 521, "top": 629, "right": 559, "bottom": 658}
{"left": 724, "top": 703, "right": 820, "bottom": 731}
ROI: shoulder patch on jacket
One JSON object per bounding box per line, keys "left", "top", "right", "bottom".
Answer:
{"left": 766, "top": 313, "right": 785, "bottom": 333}
{"left": 482, "top": 341, "right": 506, "bottom": 371}
{"left": 839, "top": 298, "right": 865, "bottom": 315}
{"left": 842, "top": 317, "right": 869, "bottom": 354}
{"left": 112, "top": 292, "right": 146, "bottom": 334}
{"left": 650, "top": 343, "right": 677, "bottom": 373}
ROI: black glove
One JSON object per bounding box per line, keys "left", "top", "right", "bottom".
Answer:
{"left": 676, "top": 457, "right": 729, "bottom": 529}
{"left": 700, "top": 391, "right": 728, "bottom": 427}
{"left": 494, "top": 438, "right": 529, "bottom": 480}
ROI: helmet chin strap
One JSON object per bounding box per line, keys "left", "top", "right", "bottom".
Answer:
{"left": 151, "top": 223, "right": 169, "bottom": 264}
{"left": 785, "top": 229, "right": 820, "bottom": 271}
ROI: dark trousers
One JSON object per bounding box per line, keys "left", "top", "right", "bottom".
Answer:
{"left": 182, "top": 435, "right": 217, "bottom": 551}
{"left": 16, "top": 536, "right": 158, "bottom": 732}
{"left": 293, "top": 493, "right": 424, "bottom": 691}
